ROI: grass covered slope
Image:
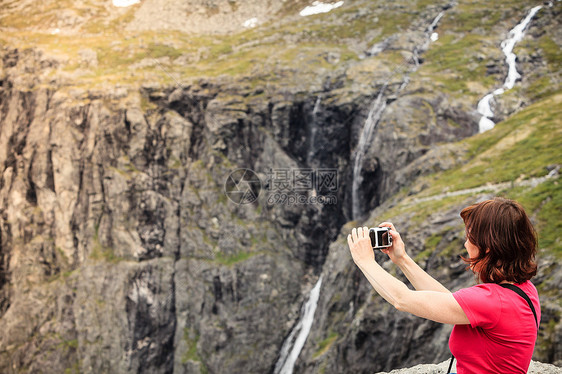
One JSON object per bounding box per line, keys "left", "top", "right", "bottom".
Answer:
{"left": 374, "top": 91, "right": 561, "bottom": 257}
{"left": 1, "top": 0, "right": 555, "bottom": 116}
{"left": 367, "top": 0, "right": 561, "bottom": 260}
{"left": 414, "top": 0, "right": 558, "bottom": 104}
{"left": 0, "top": 0, "right": 479, "bottom": 87}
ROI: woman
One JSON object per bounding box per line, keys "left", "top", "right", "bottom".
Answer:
{"left": 347, "top": 197, "right": 540, "bottom": 373}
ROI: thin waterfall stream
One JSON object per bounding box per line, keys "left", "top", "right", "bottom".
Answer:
{"left": 306, "top": 96, "right": 322, "bottom": 167}
{"left": 351, "top": 85, "right": 387, "bottom": 220}
{"left": 477, "top": 5, "right": 542, "bottom": 133}
{"left": 273, "top": 276, "right": 323, "bottom": 374}
{"left": 351, "top": 10, "right": 446, "bottom": 220}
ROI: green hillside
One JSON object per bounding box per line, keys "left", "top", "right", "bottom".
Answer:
{"left": 374, "top": 91, "right": 561, "bottom": 257}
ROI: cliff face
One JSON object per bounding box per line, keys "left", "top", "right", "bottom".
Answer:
{"left": 0, "top": 48, "right": 469, "bottom": 373}
{"left": 0, "top": 0, "right": 561, "bottom": 373}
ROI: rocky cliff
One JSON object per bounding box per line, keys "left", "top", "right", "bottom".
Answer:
{"left": 0, "top": 0, "right": 561, "bottom": 373}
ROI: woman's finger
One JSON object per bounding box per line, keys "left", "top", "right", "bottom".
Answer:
{"left": 352, "top": 227, "right": 358, "bottom": 241}
{"left": 347, "top": 234, "right": 353, "bottom": 247}
{"left": 362, "top": 226, "right": 369, "bottom": 238}
{"left": 389, "top": 229, "right": 401, "bottom": 241}
{"left": 379, "top": 222, "right": 396, "bottom": 231}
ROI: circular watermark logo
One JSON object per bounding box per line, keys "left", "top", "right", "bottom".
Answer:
{"left": 224, "top": 168, "right": 262, "bottom": 204}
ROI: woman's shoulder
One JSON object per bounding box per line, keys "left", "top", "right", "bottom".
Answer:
{"left": 463, "top": 282, "right": 501, "bottom": 292}
{"left": 454, "top": 282, "right": 504, "bottom": 328}
{"left": 516, "top": 279, "right": 537, "bottom": 291}
{"left": 455, "top": 282, "right": 501, "bottom": 299}
{"left": 457, "top": 280, "right": 538, "bottom": 298}
{"left": 515, "top": 280, "right": 540, "bottom": 299}
{"left": 466, "top": 280, "right": 536, "bottom": 290}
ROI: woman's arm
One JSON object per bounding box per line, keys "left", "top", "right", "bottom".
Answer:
{"left": 378, "top": 222, "right": 450, "bottom": 293}
{"left": 348, "top": 227, "right": 469, "bottom": 325}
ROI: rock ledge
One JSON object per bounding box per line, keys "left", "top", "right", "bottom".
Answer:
{"left": 375, "top": 360, "right": 562, "bottom": 374}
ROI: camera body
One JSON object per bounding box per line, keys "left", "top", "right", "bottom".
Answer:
{"left": 369, "top": 227, "right": 392, "bottom": 249}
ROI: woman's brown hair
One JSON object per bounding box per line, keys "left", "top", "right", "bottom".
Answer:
{"left": 460, "top": 197, "right": 537, "bottom": 284}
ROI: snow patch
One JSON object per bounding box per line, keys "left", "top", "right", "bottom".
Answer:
{"left": 113, "top": 0, "right": 140, "bottom": 7}
{"left": 243, "top": 18, "right": 258, "bottom": 28}
{"left": 299, "top": 1, "right": 344, "bottom": 17}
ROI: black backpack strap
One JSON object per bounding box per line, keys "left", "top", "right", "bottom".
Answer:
{"left": 499, "top": 283, "right": 539, "bottom": 329}
{"left": 447, "top": 355, "right": 455, "bottom": 373}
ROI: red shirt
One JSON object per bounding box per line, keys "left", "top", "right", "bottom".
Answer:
{"left": 449, "top": 281, "right": 540, "bottom": 374}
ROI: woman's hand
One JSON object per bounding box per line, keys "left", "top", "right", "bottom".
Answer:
{"left": 378, "top": 222, "right": 407, "bottom": 264}
{"left": 347, "top": 226, "right": 375, "bottom": 266}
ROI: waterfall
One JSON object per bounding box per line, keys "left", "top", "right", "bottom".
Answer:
{"left": 306, "top": 96, "right": 322, "bottom": 167}
{"left": 427, "top": 11, "right": 444, "bottom": 33}
{"left": 351, "top": 10, "right": 447, "bottom": 219}
{"left": 477, "top": 5, "right": 542, "bottom": 133}
{"left": 407, "top": 11, "right": 445, "bottom": 69}
{"left": 351, "top": 86, "right": 387, "bottom": 220}
{"left": 272, "top": 98, "right": 323, "bottom": 374}
{"left": 273, "top": 276, "right": 323, "bottom": 374}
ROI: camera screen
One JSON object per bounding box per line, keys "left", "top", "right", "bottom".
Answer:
{"left": 377, "top": 230, "right": 390, "bottom": 247}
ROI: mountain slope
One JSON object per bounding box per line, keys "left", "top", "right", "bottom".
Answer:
{"left": 0, "top": 0, "right": 560, "bottom": 373}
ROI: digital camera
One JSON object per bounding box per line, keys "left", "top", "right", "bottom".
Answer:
{"left": 369, "top": 227, "right": 392, "bottom": 249}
